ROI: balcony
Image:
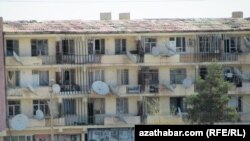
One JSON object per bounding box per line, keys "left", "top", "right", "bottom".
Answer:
{"left": 161, "top": 83, "right": 194, "bottom": 96}
{"left": 40, "top": 55, "right": 101, "bottom": 65}
{"left": 7, "top": 85, "right": 89, "bottom": 98}
{"left": 180, "top": 53, "right": 239, "bottom": 63}
{"left": 110, "top": 84, "right": 162, "bottom": 96}
{"left": 104, "top": 115, "right": 141, "bottom": 125}
{"left": 101, "top": 54, "right": 133, "bottom": 65}
{"left": 145, "top": 115, "right": 184, "bottom": 124}
{"left": 5, "top": 56, "right": 42, "bottom": 66}
{"left": 228, "top": 82, "right": 250, "bottom": 95}
{"left": 144, "top": 54, "right": 180, "bottom": 64}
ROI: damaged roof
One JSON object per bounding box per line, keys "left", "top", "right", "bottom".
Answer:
{"left": 3, "top": 18, "right": 250, "bottom": 34}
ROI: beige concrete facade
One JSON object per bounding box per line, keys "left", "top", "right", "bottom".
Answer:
{"left": 1, "top": 16, "right": 250, "bottom": 141}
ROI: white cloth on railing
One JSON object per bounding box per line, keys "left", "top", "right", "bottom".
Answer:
{"left": 244, "top": 37, "right": 250, "bottom": 48}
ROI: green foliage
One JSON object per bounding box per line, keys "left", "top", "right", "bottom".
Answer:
{"left": 185, "top": 62, "right": 238, "bottom": 124}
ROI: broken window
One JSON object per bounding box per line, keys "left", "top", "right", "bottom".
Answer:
{"left": 31, "top": 39, "right": 48, "bottom": 56}
{"left": 116, "top": 98, "right": 128, "bottom": 114}
{"left": 144, "top": 38, "right": 157, "bottom": 53}
{"left": 8, "top": 100, "right": 20, "bottom": 117}
{"left": 170, "top": 69, "right": 187, "bottom": 84}
{"left": 7, "top": 71, "right": 20, "bottom": 88}
{"left": 117, "top": 69, "right": 129, "bottom": 85}
{"left": 115, "top": 39, "right": 126, "bottom": 54}
{"left": 6, "top": 40, "right": 19, "bottom": 56}
{"left": 33, "top": 100, "right": 49, "bottom": 116}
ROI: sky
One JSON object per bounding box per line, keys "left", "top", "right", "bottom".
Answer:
{"left": 0, "top": 0, "right": 250, "bottom": 21}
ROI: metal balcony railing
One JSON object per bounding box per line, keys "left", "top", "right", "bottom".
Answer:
{"left": 180, "top": 53, "right": 239, "bottom": 63}
{"left": 39, "top": 55, "right": 101, "bottom": 65}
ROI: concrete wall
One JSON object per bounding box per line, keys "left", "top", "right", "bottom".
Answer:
{"left": 0, "top": 17, "right": 6, "bottom": 132}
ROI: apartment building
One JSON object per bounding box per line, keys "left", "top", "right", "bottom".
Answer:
{"left": 1, "top": 12, "right": 250, "bottom": 141}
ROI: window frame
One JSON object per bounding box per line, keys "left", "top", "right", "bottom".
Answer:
{"left": 7, "top": 100, "right": 21, "bottom": 117}
{"left": 116, "top": 98, "right": 128, "bottom": 114}
{"left": 144, "top": 38, "right": 157, "bottom": 54}
{"left": 117, "top": 69, "right": 129, "bottom": 85}
{"left": 115, "top": 39, "right": 127, "bottom": 54}
{"left": 6, "top": 39, "right": 19, "bottom": 56}
{"left": 31, "top": 39, "right": 48, "bottom": 56}
{"left": 33, "top": 100, "right": 49, "bottom": 117}
{"left": 7, "top": 70, "right": 20, "bottom": 88}
{"left": 170, "top": 69, "right": 187, "bottom": 84}
{"left": 175, "top": 37, "right": 186, "bottom": 53}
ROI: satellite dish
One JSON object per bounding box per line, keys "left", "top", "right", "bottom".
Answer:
{"left": 11, "top": 114, "right": 29, "bottom": 131}
{"left": 35, "top": 109, "right": 45, "bottom": 120}
{"left": 52, "top": 84, "right": 61, "bottom": 93}
{"left": 92, "top": 81, "right": 110, "bottom": 95}
{"left": 182, "top": 78, "right": 192, "bottom": 89}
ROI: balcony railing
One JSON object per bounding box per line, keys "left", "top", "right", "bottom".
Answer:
{"left": 39, "top": 55, "right": 101, "bottom": 65}
{"left": 180, "top": 53, "right": 239, "bottom": 63}
{"left": 7, "top": 85, "right": 90, "bottom": 97}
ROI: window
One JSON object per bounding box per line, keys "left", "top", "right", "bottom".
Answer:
{"left": 228, "top": 96, "right": 242, "bottom": 112}
{"left": 6, "top": 40, "right": 19, "bottom": 56}
{"left": 146, "top": 97, "right": 159, "bottom": 115}
{"left": 176, "top": 37, "right": 186, "bottom": 53}
{"left": 88, "top": 39, "right": 105, "bottom": 54}
{"left": 63, "top": 69, "right": 75, "bottom": 85}
{"left": 144, "top": 38, "right": 157, "bottom": 53}
{"left": 88, "top": 70, "right": 105, "bottom": 85}
{"left": 115, "top": 39, "right": 126, "bottom": 54}
{"left": 224, "top": 37, "right": 240, "bottom": 53}
{"left": 8, "top": 100, "right": 20, "bottom": 117}
{"left": 199, "top": 67, "right": 207, "bottom": 80}
{"left": 116, "top": 98, "right": 128, "bottom": 114}
{"left": 33, "top": 100, "right": 49, "bottom": 116}
{"left": 63, "top": 99, "right": 76, "bottom": 115}
{"left": 62, "top": 39, "right": 74, "bottom": 55}
{"left": 4, "top": 136, "right": 32, "bottom": 141}
{"left": 199, "top": 36, "right": 220, "bottom": 53}
{"left": 170, "top": 69, "right": 187, "bottom": 84}
{"left": 32, "top": 70, "right": 49, "bottom": 86}
{"left": 31, "top": 39, "right": 48, "bottom": 56}
{"left": 117, "top": 69, "right": 129, "bottom": 85}
{"left": 170, "top": 97, "right": 186, "bottom": 115}
{"left": 199, "top": 36, "right": 210, "bottom": 53}
{"left": 7, "top": 71, "right": 20, "bottom": 88}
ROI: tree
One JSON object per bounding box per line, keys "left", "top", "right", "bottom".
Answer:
{"left": 185, "top": 62, "right": 238, "bottom": 124}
